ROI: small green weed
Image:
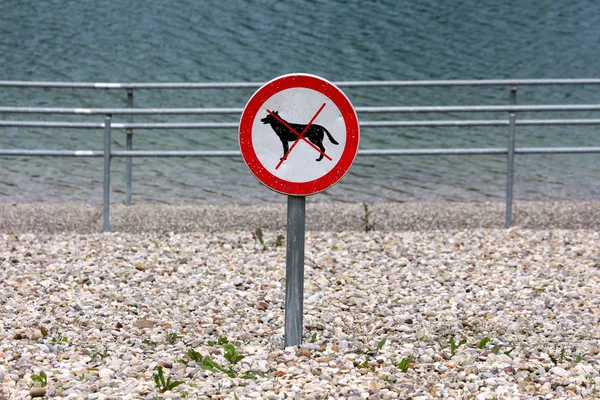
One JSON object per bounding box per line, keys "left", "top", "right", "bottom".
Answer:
{"left": 476, "top": 337, "right": 492, "bottom": 349}
{"left": 357, "top": 355, "right": 371, "bottom": 369}
{"left": 558, "top": 348, "right": 569, "bottom": 363}
{"left": 166, "top": 332, "right": 181, "bottom": 345}
{"left": 207, "top": 336, "right": 229, "bottom": 347}
{"left": 52, "top": 332, "right": 68, "bottom": 344}
{"left": 353, "top": 338, "right": 387, "bottom": 368}
{"left": 449, "top": 337, "right": 467, "bottom": 356}
{"left": 362, "top": 203, "right": 376, "bottom": 232}
{"left": 252, "top": 228, "right": 266, "bottom": 250}
{"left": 181, "top": 338, "right": 247, "bottom": 378}
{"left": 376, "top": 338, "right": 386, "bottom": 352}
{"left": 31, "top": 371, "right": 48, "bottom": 387}
{"left": 186, "top": 348, "right": 203, "bottom": 362}
{"left": 309, "top": 332, "right": 318, "bottom": 343}
{"left": 392, "top": 357, "right": 412, "bottom": 372}
{"left": 240, "top": 371, "right": 267, "bottom": 379}
{"left": 224, "top": 343, "right": 245, "bottom": 365}
{"left": 91, "top": 349, "right": 110, "bottom": 360}
{"left": 142, "top": 339, "right": 158, "bottom": 347}
{"left": 199, "top": 355, "right": 235, "bottom": 378}
{"left": 153, "top": 366, "right": 184, "bottom": 393}
{"left": 490, "top": 345, "right": 514, "bottom": 356}
{"left": 550, "top": 348, "right": 579, "bottom": 365}
{"left": 176, "top": 358, "right": 188, "bottom": 366}
{"left": 274, "top": 234, "right": 285, "bottom": 247}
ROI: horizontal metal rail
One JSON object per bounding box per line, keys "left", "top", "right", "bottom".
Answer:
{"left": 0, "top": 150, "right": 240, "bottom": 157}
{"left": 0, "top": 107, "right": 242, "bottom": 115}
{"left": 2, "top": 147, "right": 599, "bottom": 157}
{"left": 358, "top": 104, "right": 600, "bottom": 113}
{"left": 2, "top": 104, "right": 600, "bottom": 115}
{"left": 2, "top": 78, "right": 600, "bottom": 89}
{"left": 3, "top": 119, "right": 600, "bottom": 129}
{"left": 515, "top": 147, "right": 600, "bottom": 154}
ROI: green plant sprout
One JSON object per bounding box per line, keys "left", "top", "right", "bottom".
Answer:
{"left": 199, "top": 355, "right": 236, "bottom": 378}
{"left": 186, "top": 348, "right": 203, "bottom": 362}
{"left": 182, "top": 345, "right": 241, "bottom": 378}
{"left": 224, "top": 343, "right": 245, "bottom": 365}
{"left": 142, "top": 339, "right": 158, "bottom": 347}
{"left": 274, "top": 234, "right": 285, "bottom": 247}
{"left": 252, "top": 228, "right": 266, "bottom": 250}
{"left": 392, "top": 357, "right": 412, "bottom": 372}
{"left": 550, "top": 348, "right": 579, "bottom": 365}
{"left": 490, "top": 345, "right": 514, "bottom": 356}
{"left": 476, "top": 337, "right": 492, "bottom": 349}
{"left": 207, "top": 336, "right": 229, "bottom": 347}
{"left": 51, "top": 332, "right": 68, "bottom": 344}
{"left": 153, "top": 366, "right": 184, "bottom": 393}
{"left": 31, "top": 371, "right": 48, "bottom": 387}
{"left": 449, "top": 337, "right": 467, "bottom": 356}
{"left": 357, "top": 355, "right": 371, "bottom": 369}
{"left": 352, "top": 338, "right": 387, "bottom": 358}
{"left": 362, "top": 203, "right": 376, "bottom": 232}
{"left": 240, "top": 371, "right": 266, "bottom": 379}
{"left": 166, "top": 332, "right": 181, "bottom": 345}
{"left": 91, "top": 349, "right": 110, "bottom": 359}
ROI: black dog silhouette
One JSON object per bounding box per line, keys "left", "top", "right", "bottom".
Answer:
{"left": 261, "top": 111, "right": 339, "bottom": 161}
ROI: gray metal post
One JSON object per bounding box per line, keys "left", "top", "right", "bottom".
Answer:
{"left": 125, "top": 88, "right": 133, "bottom": 205}
{"left": 103, "top": 114, "right": 112, "bottom": 232}
{"left": 505, "top": 85, "right": 517, "bottom": 228}
{"left": 284, "top": 195, "right": 306, "bottom": 347}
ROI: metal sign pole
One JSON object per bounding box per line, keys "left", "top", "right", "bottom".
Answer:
{"left": 284, "top": 195, "right": 306, "bottom": 347}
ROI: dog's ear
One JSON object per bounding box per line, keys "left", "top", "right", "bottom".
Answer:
{"left": 274, "top": 111, "right": 279, "bottom": 115}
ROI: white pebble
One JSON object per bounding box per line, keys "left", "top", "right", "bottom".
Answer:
{"left": 98, "top": 368, "right": 114, "bottom": 379}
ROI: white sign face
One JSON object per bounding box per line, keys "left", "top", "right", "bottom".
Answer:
{"left": 239, "top": 73, "right": 360, "bottom": 196}
{"left": 251, "top": 88, "right": 347, "bottom": 183}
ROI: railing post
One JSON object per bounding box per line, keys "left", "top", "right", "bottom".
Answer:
{"left": 125, "top": 88, "right": 134, "bottom": 205}
{"left": 103, "top": 114, "right": 112, "bottom": 232}
{"left": 505, "top": 85, "right": 517, "bottom": 228}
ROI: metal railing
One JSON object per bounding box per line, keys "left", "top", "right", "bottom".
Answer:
{"left": 1, "top": 79, "right": 599, "bottom": 232}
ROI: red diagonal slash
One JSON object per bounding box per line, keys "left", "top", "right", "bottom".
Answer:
{"left": 267, "top": 103, "right": 331, "bottom": 170}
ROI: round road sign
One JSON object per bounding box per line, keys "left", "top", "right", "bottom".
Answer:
{"left": 239, "top": 73, "right": 360, "bottom": 196}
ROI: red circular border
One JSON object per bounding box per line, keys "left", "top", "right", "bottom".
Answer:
{"left": 239, "top": 74, "right": 360, "bottom": 196}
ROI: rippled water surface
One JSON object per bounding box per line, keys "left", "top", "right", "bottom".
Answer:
{"left": 1, "top": 1, "right": 599, "bottom": 204}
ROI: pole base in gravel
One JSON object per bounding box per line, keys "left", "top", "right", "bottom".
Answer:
{"left": 284, "top": 195, "right": 306, "bottom": 347}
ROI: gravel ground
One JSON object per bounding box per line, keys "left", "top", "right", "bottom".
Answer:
{"left": 1, "top": 226, "right": 600, "bottom": 399}
{"left": 1, "top": 201, "right": 600, "bottom": 234}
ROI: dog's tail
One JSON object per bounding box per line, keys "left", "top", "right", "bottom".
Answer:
{"left": 323, "top": 127, "right": 339, "bottom": 145}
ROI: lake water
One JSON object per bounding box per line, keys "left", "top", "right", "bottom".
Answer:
{"left": 1, "top": 0, "right": 599, "bottom": 204}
